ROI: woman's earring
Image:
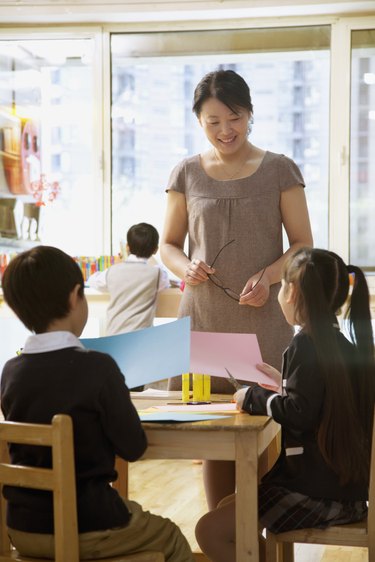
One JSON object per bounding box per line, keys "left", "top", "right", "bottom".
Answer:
{"left": 247, "top": 116, "right": 254, "bottom": 137}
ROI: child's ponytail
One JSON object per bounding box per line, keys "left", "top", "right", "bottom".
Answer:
{"left": 346, "top": 264, "right": 374, "bottom": 362}
{"left": 345, "top": 264, "right": 375, "bottom": 445}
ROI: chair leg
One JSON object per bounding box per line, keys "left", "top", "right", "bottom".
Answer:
{"left": 282, "top": 542, "right": 294, "bottom": 562}
{"left": 266, "top": 533, "right": 294, "bottom": 562}
{"left": 265, "top": 532, "right": 278, "bottom": 562}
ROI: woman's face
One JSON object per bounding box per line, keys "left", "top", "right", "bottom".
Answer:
{"left": 198, "top": 97, "right": 250, "bottom": 155}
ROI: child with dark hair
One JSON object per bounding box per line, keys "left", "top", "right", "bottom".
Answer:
{"left": 88, "top": 222, "right": 169, "bottom": 335}
{"left": 195, "top": 247, "right": 375, "bottom": 562}
{"left": 126, "top": 222, "right": 160, "bottom": 258}
{"left": 0, "top": 245, "right": 193, "bottom": 562}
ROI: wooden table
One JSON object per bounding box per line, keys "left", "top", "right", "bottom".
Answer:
{"left": 127, "top": 393, "right": 280, "bottom": 562}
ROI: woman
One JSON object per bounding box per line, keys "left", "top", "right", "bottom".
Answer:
{"left": 160, "top": 69, "right": 313, "bottom": 508}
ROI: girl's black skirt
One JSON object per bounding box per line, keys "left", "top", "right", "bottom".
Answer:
{"left": 259, "top": 483, "right": 367, "bottom": 533}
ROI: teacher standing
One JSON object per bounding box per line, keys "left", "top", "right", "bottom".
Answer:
{"left": 161, "top": 69, "right": 313, "bottom": 388}
{"left": 161, "top": 69, "right": 313, "bottom": 508}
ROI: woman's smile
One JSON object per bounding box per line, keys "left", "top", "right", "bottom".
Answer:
{"left": 218, "top": 136, "right": 237, "bottom": 144}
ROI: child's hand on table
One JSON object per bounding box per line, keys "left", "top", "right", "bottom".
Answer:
{"left": 233, "top": 387, "right": 250, "bottom": 411}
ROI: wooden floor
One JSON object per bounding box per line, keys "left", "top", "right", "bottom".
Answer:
{"left": 128, "top": 458, "right": 368, "bottom": 562}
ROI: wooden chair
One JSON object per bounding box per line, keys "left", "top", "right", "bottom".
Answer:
{"left": 0, "top": 415, "right": 164, "bottom": 562}
{"left": 266, "top": 412, "right": 375, "bottom": 562}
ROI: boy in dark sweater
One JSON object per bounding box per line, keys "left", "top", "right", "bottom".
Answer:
{"left": 0, "top": 245, "right": 193, "bottom": 561}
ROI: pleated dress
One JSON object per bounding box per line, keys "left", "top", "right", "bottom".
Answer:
{"left": 166, "top": 151, "right": 305, "bottom": 393}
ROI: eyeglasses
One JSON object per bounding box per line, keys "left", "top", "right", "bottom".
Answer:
{"left": 208, "top": 239, "right": 266, "bottom": 302}
{"left": 208, "top": 240, "right": 241, "bottom": 301}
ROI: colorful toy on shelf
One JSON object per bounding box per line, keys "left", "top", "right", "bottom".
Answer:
{"left": 30, "top": 174, "right": 61, "bottom": 207}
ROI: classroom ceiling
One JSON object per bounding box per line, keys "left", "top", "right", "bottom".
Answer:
{"left": 0, "top": 0, "right": 374, "bottom": 24}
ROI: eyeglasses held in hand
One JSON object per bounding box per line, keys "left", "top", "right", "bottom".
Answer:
{"left": 208, "top": 239, "right": 266, "bottom": 302}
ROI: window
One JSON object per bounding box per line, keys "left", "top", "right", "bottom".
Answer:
{"left": 350, "top": 30, "right": 375, "bottom": 268}
{"left": 111, "top": 27, "right": 330, "bottom": 253}
{"left": 0, "top": 38, "right": 101, "bottom": 256}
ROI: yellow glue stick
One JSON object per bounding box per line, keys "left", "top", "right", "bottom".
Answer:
{"left": 203, "top": 374, "right": 211, "bottom": 401}
{"left": 193, "top": 373, "right": 204, "bottom": 402}
{"left": 182, "top": 373, "right": 190, "bottom": 402}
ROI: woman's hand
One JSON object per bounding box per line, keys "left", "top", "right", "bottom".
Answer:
{"left": 233, "top": 387, "right": 250, "bottom": 411}
{"left": 239, "top": 268, "right": 270, "bottom": 307}
{"left": 256, "top": 363, "right": 282, "bottom": 393}
{"left": 184, "top": 258, "right": 214, "bottom": 286}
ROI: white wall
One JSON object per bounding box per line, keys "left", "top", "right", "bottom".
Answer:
{"left": 0, "top": 0, "right": 374, "bottom": 25}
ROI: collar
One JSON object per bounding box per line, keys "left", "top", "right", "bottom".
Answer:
{"left": 22, "top": 331, "right": 84, "bottom": 354}
{"left": 297, "top": 321, "right": 340, "bottom": 333}
{"left": 126, "top": 254, "right": 148, "bottom": 264}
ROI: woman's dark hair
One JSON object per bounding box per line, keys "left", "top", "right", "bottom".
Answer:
{"left": 2, "top": 245, "right": 84, "bottom": 334}
{"left": 192, "top": 69, "right": 253, "bottom": 117}
{"left": 283, "top": 247, "right": 375, "bottom": 485}
{"left": 127, "top": 222, "right": 159, "bottom": 259}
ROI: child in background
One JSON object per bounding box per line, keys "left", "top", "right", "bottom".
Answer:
{"left": 195, "top": 247, "right": 375, "bottom": 562}
{"left": 1, "top": 246, "right": 194, "bottom": 562}
{"left": 88, "top": 223, "right": 169, "bottom": 335}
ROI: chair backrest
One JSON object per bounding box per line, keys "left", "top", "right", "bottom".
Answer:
{"left": 0, "top": 415, "right": 79, "bottom": 562}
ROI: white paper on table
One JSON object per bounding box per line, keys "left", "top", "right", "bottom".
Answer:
{"left": 155, "top": 403, "right": 237, "bottom": 413}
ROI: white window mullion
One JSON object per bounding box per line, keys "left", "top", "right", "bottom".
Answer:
{"left": 101, "top": 30, "right": 112, "bottom": 256}
{"left": 329, "top": 20, "right": 351, "bottom": 262}
{"left": 91, "top": 28, "right": 107, "bottom": 255}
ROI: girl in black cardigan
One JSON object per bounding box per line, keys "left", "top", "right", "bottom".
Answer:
{"left": 195, "top": 247, "right": 375, "bottom": 562}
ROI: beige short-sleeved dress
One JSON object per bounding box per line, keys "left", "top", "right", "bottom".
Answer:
{"left": 167, "top": 151, "right": 305, "bottom": 393}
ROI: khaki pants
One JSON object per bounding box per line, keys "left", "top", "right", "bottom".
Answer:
{"left": 8, "top": 499, "right": 194, "bottom": 562}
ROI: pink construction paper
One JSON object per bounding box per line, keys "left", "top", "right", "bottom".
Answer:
{"left": 190, "top": 331, "right": 274, "bottom": 386}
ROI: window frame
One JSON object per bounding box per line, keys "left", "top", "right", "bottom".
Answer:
{"left": 329, "top": 16, "right": 375, "bottom": 268}
{"left": 2, "top": 14, "right": 375, "bottom": 273}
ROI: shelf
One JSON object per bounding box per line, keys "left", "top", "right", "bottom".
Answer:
{"left": 0, "top": 236, "right": 38, "bottom": 252}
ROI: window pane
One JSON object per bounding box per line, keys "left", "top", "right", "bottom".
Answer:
{"left": 350, "top": 29, "right": 375, "bottom": 268}
{"left": 0, "top": 38, "right": 100, "bottom": 256}
{"left": 111, "top": 27, "right": 330, "bottom": 255}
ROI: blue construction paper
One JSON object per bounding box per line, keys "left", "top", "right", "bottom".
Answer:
{"left": 139, "top": 412, "right": 229, "bottom": 423}
{"left": 81, "top": 317, "right": 190, "bottom": 389}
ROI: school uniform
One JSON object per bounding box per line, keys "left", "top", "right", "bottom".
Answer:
{"left": 88, "top": 255, "right": 169, "bottom": 335}
{"left": 242, "top": 328, "right": 368, "bottom": 532}
{"left": 0, "top": 332, "right": 194, "bottom": 561}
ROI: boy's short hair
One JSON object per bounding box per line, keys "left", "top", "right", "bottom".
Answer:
{"left": 2, "top": 245, "right": 84, "bottom": 334}
{"left": 127, "top": 223, "right": 159, "bottom": 259}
